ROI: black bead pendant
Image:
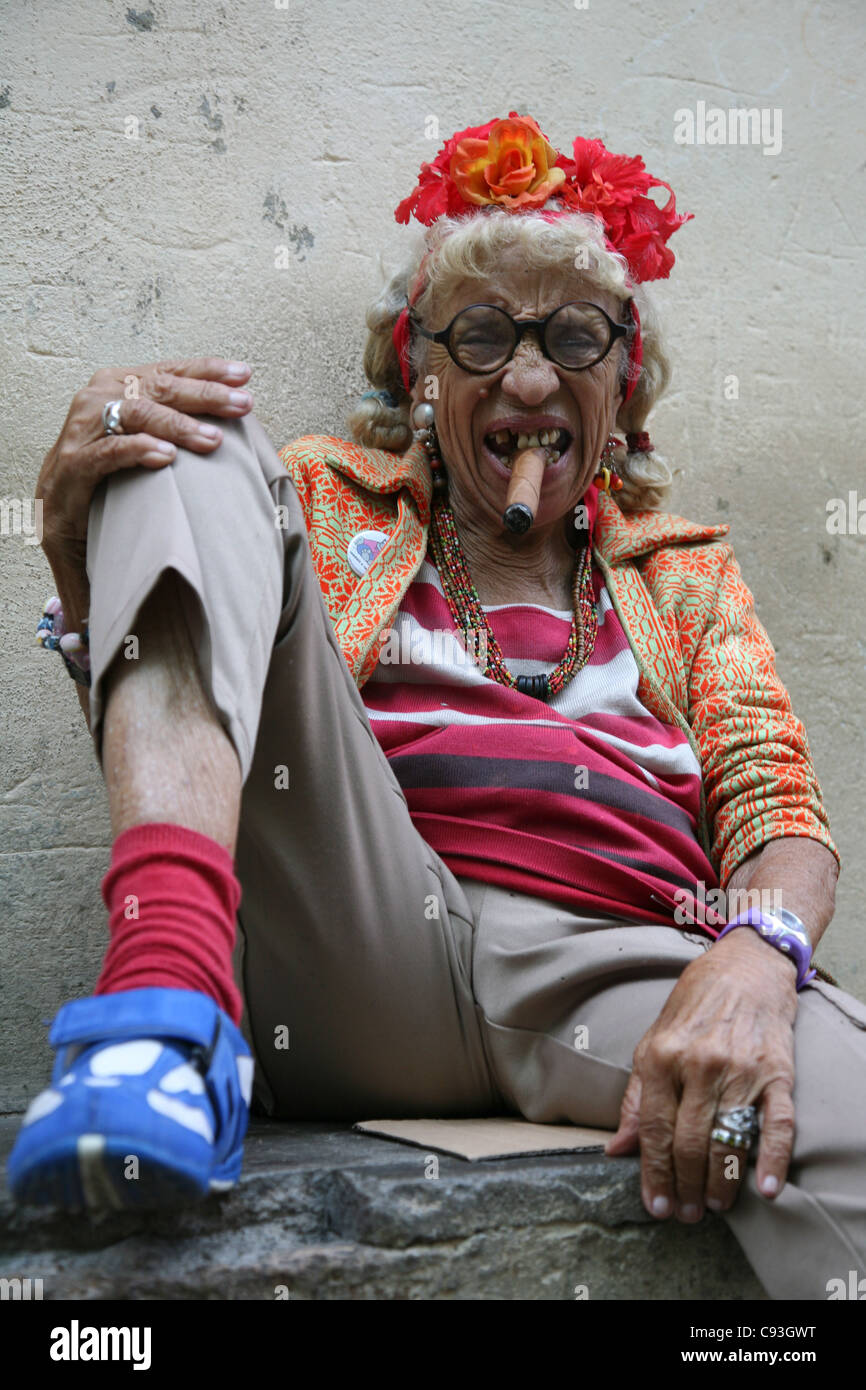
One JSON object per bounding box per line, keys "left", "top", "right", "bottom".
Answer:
{"left": 431, "top": 467, "right": 449, "bottom": 498}
{"left": 516, "top": 673, "right": 550, "bottom": 702}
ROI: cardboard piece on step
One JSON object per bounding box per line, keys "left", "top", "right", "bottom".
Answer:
{"left": 354, "top": 1116, "right": 614, "bottom": 1161}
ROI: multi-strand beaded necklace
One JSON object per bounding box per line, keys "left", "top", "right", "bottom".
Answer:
{"left": 428, "top": 481, "right": 599, "bottom": 703}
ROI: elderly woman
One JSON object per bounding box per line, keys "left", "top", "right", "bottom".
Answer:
{"left": 9, "top": 116, "right": 865, "bottom": 1301}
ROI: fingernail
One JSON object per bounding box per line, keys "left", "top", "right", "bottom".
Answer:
{"left": 706, "top": 1197, "right": 723, "bottom": 1211}
{"left": 151, "top": 441, "right": 176, "bottom": 455}
{"left": 197, "top": 424, "right": 221, "bottom": 440}
{"left": 225, "top": 361, "right": 249, "bottom": 376}
{"left": 651, "top": 1195, "right": 671, "bottom": 1218}
{"left": 680, "top": 1204, "right": 701, "bottom": 1222}
{"left": 760, "top": 1175, "right": 779, "bottom": 1197}
{"left": 227, "top": 389, "right": 252, "bottom": 408}
{"left": 144, "top": 448, "right": 175, "bottom": 463}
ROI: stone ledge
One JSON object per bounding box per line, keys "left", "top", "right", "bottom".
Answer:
{"left": 0, "top": 1118, "right": 767, "bottom": 1300}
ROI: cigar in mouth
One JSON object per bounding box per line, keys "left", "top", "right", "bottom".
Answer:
{"left": 502, "top": 446, "right": 549, "bottom": 534}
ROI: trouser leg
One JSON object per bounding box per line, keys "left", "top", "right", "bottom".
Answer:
{"left": 469, "top": 880, "right": 866, "bottom": 1300}
{"left": 723, "top": 977, "right": 866, "bottom": 1301}
{"left": 85, "top": 416, "right": 501, "bottom": 1120}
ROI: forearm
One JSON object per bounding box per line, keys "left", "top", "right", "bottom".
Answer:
{"left": 725, "top": 836, "right": 837, "bottom": 950}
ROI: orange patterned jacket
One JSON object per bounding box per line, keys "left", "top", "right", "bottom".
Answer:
{"left": 279, "top": 434, "right": 838, "bottom": 888}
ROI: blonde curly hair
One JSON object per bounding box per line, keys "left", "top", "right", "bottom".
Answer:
{"left": 346, "top": 208, "right": 673, "bottom": 512}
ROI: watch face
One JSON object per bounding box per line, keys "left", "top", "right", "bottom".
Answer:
{"left": 760, "top": 911, "right": 810, "bottom": 949}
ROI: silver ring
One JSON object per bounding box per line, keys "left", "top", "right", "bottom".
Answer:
{"left": 715, "top": 1105, "right": 759, "bottom": 1136}
{"left": 710, "top": 1126, "right": 754, "bottom": 1152}
{"left": 102, "top": 399, "right": 125, "bottom": 435}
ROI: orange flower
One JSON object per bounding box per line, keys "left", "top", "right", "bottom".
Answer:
{"left": 450, "top": 115, "right": 565, "bottom": 211}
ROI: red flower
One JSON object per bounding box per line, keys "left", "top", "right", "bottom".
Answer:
{"left": 395, "top": 121, "right": 692, "bottom": 285}
{"left": 555, "top": 137, "right": 693, "bottom": 282}
{"left": 395, "top": 117, "right": 502, "bottom": 225}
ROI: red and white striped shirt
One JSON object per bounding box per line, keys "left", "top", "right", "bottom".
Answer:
{"left": 361, "top": 550, "right": 719, "bottom": 923}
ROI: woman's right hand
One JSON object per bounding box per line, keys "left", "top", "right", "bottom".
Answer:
{"left": 36, "top": 356, "right": 255, "bottom": 566}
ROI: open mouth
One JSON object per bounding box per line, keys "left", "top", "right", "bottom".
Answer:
{"left": 484, "top": 426, "right": 572, "bottom": 469}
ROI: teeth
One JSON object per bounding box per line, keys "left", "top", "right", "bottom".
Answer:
{"left": 488, "top": 427, "right": 568, "bottom": 460}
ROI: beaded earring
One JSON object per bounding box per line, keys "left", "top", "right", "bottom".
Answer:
{"left": 593, "top": 434, "right": 624, "bottom": 493}
{"left": 412, "top": 401, "right": 448, "bottom": 500}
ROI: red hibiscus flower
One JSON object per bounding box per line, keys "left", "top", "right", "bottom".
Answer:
{"left": 555, "top": 137, "right": 693, "bottom": 282}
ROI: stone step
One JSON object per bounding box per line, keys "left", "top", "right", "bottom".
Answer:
{"left": 0, "top": 1117, "right": 766, "bottom": 1300}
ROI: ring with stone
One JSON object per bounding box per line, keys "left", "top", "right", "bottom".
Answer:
{"left": 102, "top": 399, "right": 125, "bottom": 436}
{"left": 710, "top": 1125, "right": 754, "bottom": 1151}
{"left": 715, "top": 1105, "right": 759, "bottom": 1136}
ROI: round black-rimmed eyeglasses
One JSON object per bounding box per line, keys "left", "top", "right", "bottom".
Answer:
{"left": 410, "top": 301, "right": 629, "bottom": 375}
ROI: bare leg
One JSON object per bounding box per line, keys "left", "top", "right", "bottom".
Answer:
{"left": 101, "top": 571, "right": 241, "bottom": 851}
{"left": 7, "top": 580, "right": 252, "bottom": 1209}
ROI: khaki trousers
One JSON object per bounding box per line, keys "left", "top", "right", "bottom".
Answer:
{"left": 85, "top": 415, "right": 866, "bottom": 1301}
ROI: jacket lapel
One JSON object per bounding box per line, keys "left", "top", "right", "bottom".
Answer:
{"left": 325, "top": 439, "right": 432, "bottom": 684}
{"left": 593, "top": 492, "right": 729, "bottom": 717}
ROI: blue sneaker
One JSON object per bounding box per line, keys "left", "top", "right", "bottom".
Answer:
{"left": 6, "top": 988, "right": 253, "bottom": 1211}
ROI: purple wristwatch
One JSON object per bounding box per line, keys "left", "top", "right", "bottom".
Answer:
{"left": 716, "top": 908, "right": 817, "bottom": 991}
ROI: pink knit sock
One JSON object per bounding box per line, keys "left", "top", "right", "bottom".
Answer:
{"left": 94, "top": 822, "right": 243, "bottom": 1025}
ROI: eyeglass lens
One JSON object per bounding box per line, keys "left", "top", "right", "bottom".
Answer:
{"left": 449, "top": 303, "right": 614, "bottom": 372}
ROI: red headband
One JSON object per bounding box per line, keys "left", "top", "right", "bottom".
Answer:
{"left": 392, "top": 116, "right": 690, "bottom": 403}
{"left": 392, "top": 271, "right": 424, "bottom": 395}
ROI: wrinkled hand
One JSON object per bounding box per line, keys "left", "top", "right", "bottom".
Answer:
{"left": 36, "top": 357, "right": 255, "bottom": 563}
{"left": 606, "top": 928, "right": 798, "bottom": 1222}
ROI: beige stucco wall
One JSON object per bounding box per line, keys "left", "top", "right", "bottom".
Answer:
{"left": 1, "top": 0, "right": 864, "bottom": 1109}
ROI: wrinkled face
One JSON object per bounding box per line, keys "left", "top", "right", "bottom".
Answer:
{"left": 411, "top": 246, "right": 627, "bottom": 534}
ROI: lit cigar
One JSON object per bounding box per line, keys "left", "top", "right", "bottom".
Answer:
{"left": 502, "top": 446, "right": 549, "bottom": 534}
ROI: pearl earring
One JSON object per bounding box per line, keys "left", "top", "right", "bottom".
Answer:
{"left": 412, "top": 401, "right": 448, "bottom": 499}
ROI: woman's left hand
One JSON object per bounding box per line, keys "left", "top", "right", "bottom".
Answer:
{"left": 605, "top": 928, "right": 799, "bottom": 1222}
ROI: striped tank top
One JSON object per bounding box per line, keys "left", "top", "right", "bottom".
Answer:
{"left": 361, "top": 550, "right": 719, "bottom": 924}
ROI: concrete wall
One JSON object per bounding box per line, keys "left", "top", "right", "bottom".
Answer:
{"left": 1, "top": 0, "right": 864, "bottom": 1109}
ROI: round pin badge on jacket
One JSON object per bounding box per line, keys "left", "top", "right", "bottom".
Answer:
{"left": 347, "top": 530, "right": 390, "bottom": 577}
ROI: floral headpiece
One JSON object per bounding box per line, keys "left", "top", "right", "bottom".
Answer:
{"left": 392, "top": 113, "right": 692, "bottom": 402}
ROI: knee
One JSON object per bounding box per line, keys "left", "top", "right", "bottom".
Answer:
{"left": 197, "top": 411, "right": 287, "bottom": 495}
